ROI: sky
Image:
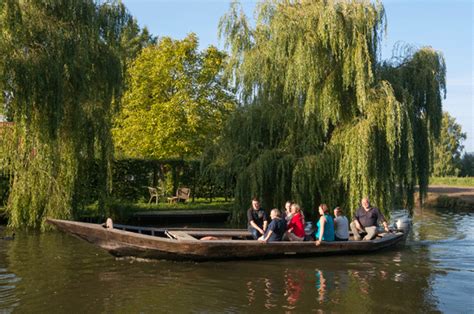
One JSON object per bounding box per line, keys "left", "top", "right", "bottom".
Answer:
{"left": 122, "top": 0, "right": 474, "bottom": 152}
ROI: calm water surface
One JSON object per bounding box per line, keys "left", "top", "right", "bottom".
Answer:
{"left": 0, "top": 207, "right": 473, "bottom": 313}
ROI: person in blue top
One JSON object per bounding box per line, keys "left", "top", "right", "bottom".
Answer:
{"left": 258, "top": 208, "right": 286, "bottom": 243}
{"left": 315, "top": 204, "right": 335, "bottom": 246}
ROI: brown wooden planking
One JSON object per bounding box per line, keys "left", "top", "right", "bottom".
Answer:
{"left": 166, "top": 231, "right": 198, "bottom": 241}
{"left": 46, "top": 219, "right": 406, "bottom": 261}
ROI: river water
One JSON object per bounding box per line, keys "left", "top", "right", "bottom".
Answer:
{"left": 0, "top": 207, "right": 473, "bottom": 313}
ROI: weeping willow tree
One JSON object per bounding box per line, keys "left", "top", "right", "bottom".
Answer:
{"left": 0, "top": 1, "right": 138, "bottom": 228}
{"left": 208, "top": 0, "right": 446, "bottom": 220}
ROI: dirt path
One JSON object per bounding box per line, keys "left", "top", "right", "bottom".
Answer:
{"left": 426, "top": 185, "right": 474, "bottom": 203}
{"left": 420, "top": 185, "right": 474, "bottom": 209}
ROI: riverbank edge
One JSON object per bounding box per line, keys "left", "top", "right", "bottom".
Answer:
{"left": 416, "top": 185, "right": 474, "bottom": 210}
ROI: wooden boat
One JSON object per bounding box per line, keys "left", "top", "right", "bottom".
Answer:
{"left": 47, "top": 218, "right": 406, "bottom": 261}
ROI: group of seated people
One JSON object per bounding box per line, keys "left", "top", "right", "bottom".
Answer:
{"left": 248, "top": 197, "right": 390, "bottom": 244}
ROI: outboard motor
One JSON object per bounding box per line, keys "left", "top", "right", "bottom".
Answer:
{"left": 395, "top": 217, "right": 411, "bottom": 235}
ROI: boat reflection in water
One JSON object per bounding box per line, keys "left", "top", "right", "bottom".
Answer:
{"left": 246, "top": 269, "right": 306, "bottom": 310}
{"left": 244, "top": 254, "right": 423, "bottom": 312}
{"left": 244, "top": 268, "right": 368, "bottom": 309}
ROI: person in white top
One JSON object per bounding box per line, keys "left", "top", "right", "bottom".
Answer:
{"left": 333, "top": 207, "right": 349, "bottom": 241}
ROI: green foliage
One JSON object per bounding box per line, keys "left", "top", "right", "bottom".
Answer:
{"left": 113, "top": 34, "right": 236, "bottom": 159}
{"left": 0, "top": 1, "right": 142, "bottom": 228}
{"left": 209, "top": 0, "right": 446, "bottom": 221}
{"left": 430, "top": 176, "right": 474, "bottom": 187}
{"left": 432, "top": 112, "right": 466, "bottom": 176}
{"left": 0, "top": 174, "right": 8, "bottom": 206}
{"left": 379, "top": 44, "right": 446, "bottom": 204}
{"left": 460, "top": 153, "right": 474, "bottom": 177}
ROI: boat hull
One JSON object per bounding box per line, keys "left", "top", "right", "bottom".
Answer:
{"left": 47, "top": 219, "right": 405, "bottom": 261}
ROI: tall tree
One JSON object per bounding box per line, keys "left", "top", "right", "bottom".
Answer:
{"left": 432, "top": 112, "right": 466, "bottom": 176}
{"left": 209, "top": 0, "right": 446, "bottom": 219}
{"left": 460, "top": 152, "right": 474, "bottom": 177}
{"left": 113, "top": 34, "right": 235, "bottom": 159}
{"left": 0, "top": 1, "right": 135, "bottom": 228}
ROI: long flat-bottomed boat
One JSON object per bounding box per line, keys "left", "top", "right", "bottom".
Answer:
{"left": 47, "top": 218, "right": 406, "bottom": 261}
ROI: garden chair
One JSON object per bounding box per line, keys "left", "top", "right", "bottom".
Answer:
{"left": 148, "top": 186, "right": 161, "bottom": 204}
{"left": 167, "top": 187, "right": 191, "bottom": 204}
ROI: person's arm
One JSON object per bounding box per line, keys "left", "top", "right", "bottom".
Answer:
{"left": 287, "top": 217, "right": 294, "bottom": 233}
{"left": 315, "top": 216, "right": 326, "bottom": 246}
{"left": 259, "top": 230, "right": 273, "bottom": 243}
{"left": 263, "top": 219, "right": 268, "bottom": 232}
{"left": 376, "top": 208, "right": 390, "bottom": 232}
{"left": 353, "top": 209, "right": 362, "bottom": 230}
{"left": 250, "top": 220, "right": 264, "bottom": 235}
{"left": 248, "top": 209, "right": 264, "bottom": 234}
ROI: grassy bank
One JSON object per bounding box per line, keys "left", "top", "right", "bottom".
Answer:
{"left": 79, "top": 198, "right": 234, "bottom": 223}
{"left": 434, "top": 195, "right": 473, "bottom": 210}
{"left": 430, "top": 176, "right": 474, "bottom": 187}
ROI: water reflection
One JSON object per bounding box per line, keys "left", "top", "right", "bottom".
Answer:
{"left": 0, "top": 245, "right": 19, "bottom": 313}
{"left": 314, "top": 269, "right": 333, "bottom": 303}
{"left": 284, "top": 269, "right": 304, "bottom": 308}
{"left": 241, "top": 253, "right": 437, "bottom": 312}
{"left": 0, "top": 207, "right": 472, "bottom": 312}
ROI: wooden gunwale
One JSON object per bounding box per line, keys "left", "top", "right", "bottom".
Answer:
{"left": 47, "top": 219, "right": 405, "bottom": 261}
{"left": 112, "top": 223, "right": 251, "bottom": 238}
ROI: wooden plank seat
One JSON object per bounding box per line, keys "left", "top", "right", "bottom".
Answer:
{"left": 165, "top": 230, "right": 197, "bottom": 241}
{"left": 184, "top": 230, "right": 251, "bottom": 238}
{"left": 113, "top": 224, "right": 251, "bottom": 238}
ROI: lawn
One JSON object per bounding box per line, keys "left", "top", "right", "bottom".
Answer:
{"left": 77, "top": 198, "right": 235, "bottom": 223}
{"left": 430, "top": 176, "right": 474, "bottom": 187}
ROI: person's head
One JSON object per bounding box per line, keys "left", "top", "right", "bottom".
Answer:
{"left": 318, "top": 204, "right": 329, "bottom": 215}
{"left": 270, "top": 208, "right": 281, "bottom": 219}
{"left": 251, "top": 197, "right": 260, "bottom": 210}
{"left": 285, "top": 201, "right": 293, "bottom": 211}
{"left": 334, "top": 207, "right": 343, "bottom": 217}
{"left": 361, "top": 197, "right": 370, "bottom": 209}
{"left": 290, "top": 203, "right": 300, "bottom": 214}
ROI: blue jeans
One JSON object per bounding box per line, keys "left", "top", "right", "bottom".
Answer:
{"left": 248, "top": 226, "right": 261, "bottom": 240}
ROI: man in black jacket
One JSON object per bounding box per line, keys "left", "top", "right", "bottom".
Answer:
{"left": 247, "top": 197, "right": 268, "bottom": 240}
{"left": 350, "top": 197, "right": 389, "bottom": 240}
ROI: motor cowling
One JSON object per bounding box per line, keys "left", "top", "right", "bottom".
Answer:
{"left": 395, "top": 217, "right": 411, "bottom": 233}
